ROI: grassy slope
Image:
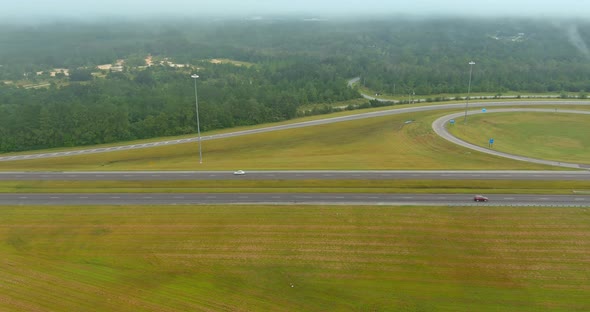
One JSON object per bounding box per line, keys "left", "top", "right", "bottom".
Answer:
{"left": 450, "top": 112, "right": 590, "bottom": 164}
{"left": 0, "top": 109, "right": 553, "bottom": 171}
{"left": 1, "top": 205, "right": 589, "bottom": 311}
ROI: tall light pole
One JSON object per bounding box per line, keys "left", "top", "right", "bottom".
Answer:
{"left": 464, "top": 61, "right": 475, "bottom": 122}
{"left": 191, "top": 74, "right": 202, "bottom": 164}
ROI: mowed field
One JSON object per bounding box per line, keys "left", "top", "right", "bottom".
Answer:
{"left": 1, "top": 205, "right": 589, "bottom": 311}
{"left": 0, "top": 109, "right": 554, "bottom": 171}
{"left": 450, "top": 112, "right": 590, "bottom": 164}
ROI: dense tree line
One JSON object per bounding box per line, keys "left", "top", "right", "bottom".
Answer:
{"left": 1, "top": 17, "right": 590, "bottom": 152}
{"left": 0, "top": 61, "right": 357, "bottom": 152}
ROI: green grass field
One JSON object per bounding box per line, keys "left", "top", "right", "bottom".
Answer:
{"left": 450, "top": 112, "right": 590, "bottom": 164}
{"left": 2, "top": 104, "right": 590, "bottom": 311}
{"left": 1, "top": 205, "right": 589, "bottom": 311}
{"left": 0, "top": 109, "right": 555, "bottom": 171}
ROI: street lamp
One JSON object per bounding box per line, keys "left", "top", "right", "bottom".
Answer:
{"left": 464, "top": 61, "right": 475, "bottom": 122}
{"left": 191, "top": 74, "right": 202, "bottom": 164}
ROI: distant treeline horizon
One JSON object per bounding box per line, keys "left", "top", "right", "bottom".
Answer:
{"left": 1, "top": 17, "right": 589, "bottom": 152}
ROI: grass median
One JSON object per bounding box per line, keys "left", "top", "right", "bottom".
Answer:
{"left": 1, "top": 179, "right": 589, "bottom": 194}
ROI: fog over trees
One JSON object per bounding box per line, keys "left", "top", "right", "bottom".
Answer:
{"left": 3, "top": 0, "right": 589, "bottom": 19}
{"left": 0, "top": 17, "right": 589, "bottom": 152}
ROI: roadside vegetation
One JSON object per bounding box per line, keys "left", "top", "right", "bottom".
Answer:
{"left": 1, "top": 205, "right": 589, "bottom": 311}
{"left": 0, "top": 108, "right": 556, "bottom": 171}
{"left": 1, "top": 179, "right": 589, "bottom": 194}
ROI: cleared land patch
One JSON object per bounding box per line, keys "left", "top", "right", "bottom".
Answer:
{"left": 1, "top": 205, "right": 589, "bottom": 311}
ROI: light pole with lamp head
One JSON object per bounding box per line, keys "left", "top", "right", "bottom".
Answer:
{"left": 191, "top": 74, "right": 202, "bottom": 164}
{"left": 464, "top": 61, "right": 475, "bottom": 122}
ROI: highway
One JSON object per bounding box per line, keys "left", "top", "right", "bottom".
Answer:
{"left": 1, "top": 100, "right": 589, "bottom": 162}
{"left": 1, "top": 99, "right": 589, "bottom": 208}
{"left": 1, "top": 170, "right": 590, "bottom": 180}
{"left": 1, "top": 193, "right": 590, "bottom": 206}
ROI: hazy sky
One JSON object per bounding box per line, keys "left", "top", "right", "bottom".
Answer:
{"left": 2, "top": 0, "right": 588, "bottom": 20}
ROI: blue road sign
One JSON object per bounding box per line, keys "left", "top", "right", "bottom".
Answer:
{"left": 450, "top": 119, "right": 455, "bottom": 125}
{"left": 489, "top": 138, "right": 494, "bottom": 144}
{"left": 482, "top": 108, "right": 487, "bottom": 112}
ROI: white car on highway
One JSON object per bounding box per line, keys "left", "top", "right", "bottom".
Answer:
{"left": 233, "top": 170, "right": 246, "bottom": 175}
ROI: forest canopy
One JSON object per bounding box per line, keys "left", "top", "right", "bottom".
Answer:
{"left": 1, "top": 17, "right": 589, "bottom": 152}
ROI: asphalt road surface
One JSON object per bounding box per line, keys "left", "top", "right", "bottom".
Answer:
{"left": 2, "top": 193, "right": 590, "bottom": 206}
{"left": 1, "top": 100, "right": 589, "bottom": 162}
{"left": 1, "top": 170, "right": 590, "bottom": 181}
